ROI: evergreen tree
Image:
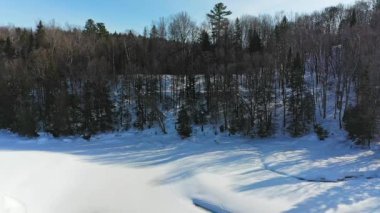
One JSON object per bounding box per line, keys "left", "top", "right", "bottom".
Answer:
{"left": 287, "top": 52, "right": 313, "bottom": 137}
{"left": 84, "top": 19, "right": 97, "bottom": 34}
{"left": 94, "top": 83, "right": 114, "bottom": 132}
{"left": 96, "top": 23, "right": 109, "bottom": 37}
{"left": 248, "top": 28, "right": 263, "bottom": 53}
{"left": 4, "top": 37, "right": 15, "bottom": 58}
{"left": 12, "top": 91, "right": 39, "bottom": 137}
{"left": 199, "top": 30, "right": 212, "bottom": 51}
{"left": 207, "top": 2, "right": 232, "bottom": 43}
{"left": 233, "top": 18, "right": 242, "bottom": 51}
{"left": 46, "top": 87, "right": 71, "bottom": 137}
{"left": 67, "top": 94, "right": 84, "bottom": 135}
{"left": 0, "top": 80, "right": 15, "bottom": 129}
{"left": 343, "top": 105, "right": 373, "bottom": 145}
{"left": 350, "top": 9, "right": 357, "bottom": 27}
{"left": 176, "top": 105, "right": 192, "bottom": 138}
{"left": 343, "top": 68, "right": 376, "bottom": 146}
{"left": 150, "top": 25, "right": 159, "bottom": 39}
{"left": 35, "top": 20, "right": 46, "bottom": 48}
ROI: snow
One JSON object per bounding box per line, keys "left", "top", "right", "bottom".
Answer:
{"left": 0, "top": 129, "right": 379, "bottom": 213}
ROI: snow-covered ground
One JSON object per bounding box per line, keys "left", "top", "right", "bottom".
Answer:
{"left": 0, "top": 128, "right": 379, "bottom": 213}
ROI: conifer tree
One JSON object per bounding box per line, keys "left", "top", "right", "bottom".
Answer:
{"left": 249, "top": 29, "right": 263, "bottom": 53}
{"left": 176, "top": 105, "right": 192, "bottom": 138}
{"left": 4, "top": 37, "right": 15, "bottom": 58}
{"left": 287, "top": 52, "right": 312, "bottom": 137}
{"left": 207, "top": 3, "right": 232, "bottom": 43}
{"left": 46, "top": 88, "right": 71, "bottom": 137}
{"left": 12, "top": 91, "right": 39, "bottom": 137}
{"left": 35, "top": 20, "right": 46, "bottom": 48}
{"left": 0, "top": 80, "right": 15, "bottom": 129}
{"left": 199, "top": 30, "right": 212, "bottom": 51}
{"left": 233, "top": 18, "right": 242, "bottom": 51}
{"left": 84, "top": 19, "right": 97, "bottom": 34}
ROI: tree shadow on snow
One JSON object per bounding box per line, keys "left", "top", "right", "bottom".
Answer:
{"left": 0, "top": 131, "right": 380, "bottom": 212}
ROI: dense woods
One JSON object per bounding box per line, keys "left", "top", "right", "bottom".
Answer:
{"left": 0, "top": 1, "right": 379, "bottom": 145}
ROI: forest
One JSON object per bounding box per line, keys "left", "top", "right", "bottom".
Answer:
{"left": 0, "top": 1, "right": 379, "bottom": 145}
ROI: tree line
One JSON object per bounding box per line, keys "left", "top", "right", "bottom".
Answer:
{"left": 0, "top": 1, "right": 379, "bottom": 145}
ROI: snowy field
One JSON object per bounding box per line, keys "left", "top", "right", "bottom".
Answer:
{"left": 0, "top": 128, "right": 380, "bottom": 213}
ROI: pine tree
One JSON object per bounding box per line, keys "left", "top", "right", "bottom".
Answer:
{"left": 233, "top": 18, "right": 242, "bottom": 51}
{"left": 0, "top": 80, "right": 15, "bottom": 129}
{"left": 35, "top": 20, "right": 46, "bottom": 49}
{"left": 4, "top": 37, "right": 15, "bottom": 58}
{"left": 176, "top": 105, "right": 192, "bottom": 138}
{"left": 350, "top": 9, "right": 357, "bottom": 27}
{"left": 96, "top": 23, "right": 109, "bottom": 37}
{"left": 199, "top": 30, "right": 212, "bottom": 51}
{"left": 84, "top": 19, "right": 97, "bottom": 34}
{"left": 12, "top": 91, "right": 39, "bottom": 137}
{"left": 46, "top": 88, "right": 71, "bottom": 137}
{"left": 248, "top": 28, "right": 263, "bottom": 53}
{"left": 207, "top": 3, "right": 232, "bottom": 44}
{"left": 94, "top": 83, "right": 114, "bottom": 132}
{"left": 287, "top": 52, "right": 313, "bottom": 137}
{"left": 67, "top": 94, "right": 83, "bottom": 135}
{"left": 150, "top": 25, "right": 159, "bottom": 39}
{"left": 343, "top": 68, "right": 376, "bottom": 146}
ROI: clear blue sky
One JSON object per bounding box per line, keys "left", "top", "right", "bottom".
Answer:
{"left": 0, "top": 0, "right": 357, "bottom": 33}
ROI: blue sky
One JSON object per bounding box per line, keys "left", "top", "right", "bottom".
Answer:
{"left": 0, "top": 0, "right": 357, "bottom": 33}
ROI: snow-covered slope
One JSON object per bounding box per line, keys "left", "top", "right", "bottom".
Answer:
{"left": 0, "top": 129, "right": 379, "bottom": 213}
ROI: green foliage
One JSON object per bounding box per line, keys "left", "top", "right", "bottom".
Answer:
{"left": 150, "top": 25, "right": 158, "bottom": 39}
{"left": 233, "top": 18, "right": 242, "bottom": 50}
{"left": 4, "top": 37, "right": 15, "bottom": 58}
{"left": 193, "top": 102, "right": 207, "bottom": 132}
{"left": 199, "top": 30, "right": 212, "bottom": 51}
{"left": 343, "top": 105, "right": 375, "bottom": 145}
{"left": 343, "top": 67, "right": 377, "bottom": 146}
{"left": 275, "top": 16, "right": 289, "bottom": 41}
{"left": 0, "top": 3, "right": 378, "bottom": 141}
{"left": 46, "top": 88, "right": 72, "bottom": 137}
{"left": 96, "top": 23, "right": 109, "bottom": 37}
{"left": 67, "top": 94, "right": 84, "bottom": 135}
{"left": 0, "top": 80, "right": 15, "bottom": 129}
{"left": 314, "top": 124, "right": 329, "bottom": 140}
{"left": 207, "top": 2, "right": 232, "bottom": 43}
{"left": 35, "top": 20, "right": 46, "bottom": 49}
{"left": 83, "top": 82, "right": 114, "bottom": 134}
{"left": 84, "top": 19, "right": 109, "bottom": 37}
{"left": 176, "top": 106, "right": 192, "bottom": 138}
{"left": 11, "top": 94, "right": 39, "bottom": 138}
{"left": 84, "top": 19, "right": 97, "bottom": 34}
{"left": 350, "top": 9, "right": 357, "bottom": 27}
{"left": 287, "top": 53, "right": 315, "bottom": 137}
{"left": 133, "top": 104, "right": 145, "bottom": 130}
{"left": 257, "top": 115, "right": 273, "bottom": 138}
{"left": 248, "top": 29, "right": 263, "bottom": 53}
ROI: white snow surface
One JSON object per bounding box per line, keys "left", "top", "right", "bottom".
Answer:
{"left": 0, "top": 127, "right": 380, "bottom": 213}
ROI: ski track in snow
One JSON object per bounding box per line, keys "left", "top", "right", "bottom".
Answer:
{"left": 260, "top": 156, "right": 378, "bottom": 183}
